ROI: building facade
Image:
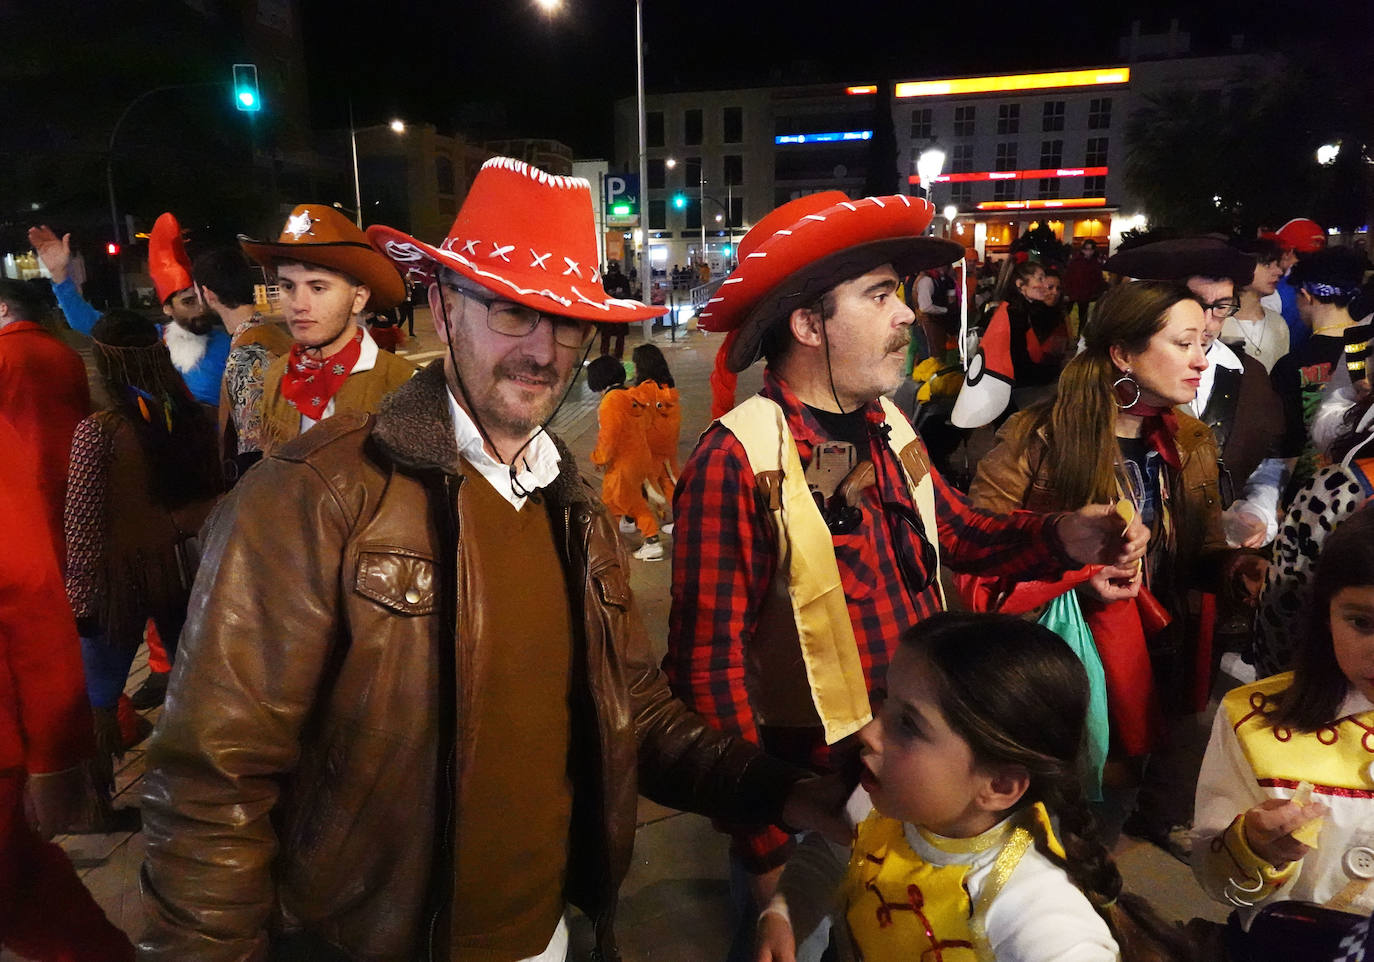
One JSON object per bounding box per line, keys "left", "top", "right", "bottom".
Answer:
{"left": 614, "top": 32, "right": 1265, "bottom": 271}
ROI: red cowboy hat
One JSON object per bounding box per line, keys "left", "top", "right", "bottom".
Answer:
{"left": 149, "top": 212, "right": 194, "bottom": 304}
{"left": 240, "top": 204, "right": 405, "bottom": 311}
{"left": 700, "top": 191, "right": 962, "bottom": 371}
{"left": 368, "top": 157, "right": 665, "bottom": 324}
{"left": 1276, "top": 218, "right": 1326, "bottom": 254}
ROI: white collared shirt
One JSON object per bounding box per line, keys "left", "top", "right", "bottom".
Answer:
{"left": 1189, "top": 338, "right": 1244, "bottom": 420}
{"left": 299, "top": 325, "right": 380, "bottom": 432}
{"left": 446, "top": 388, "right": 561, "bottom": 509}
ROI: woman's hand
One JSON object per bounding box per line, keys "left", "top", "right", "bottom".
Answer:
{"left": 756, "top": 909, "right": 797, "bottom": 962}
{"left": 1077, "top": 564, "right": 1142, "bottom": 603}
{"left": 1243, "top": 797, "right": 1328, "bottom": 867}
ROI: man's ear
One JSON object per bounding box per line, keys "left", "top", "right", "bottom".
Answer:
{"left": 428, "top": 283, "right": 451, "bottom": 346}
{"left": 161, "top": 301, "right": 175, "bottom": 319}
{"left": 351, "top": 284, "right": 371, "bottom": 316}
{"left": 789, "top": 305, "right": 824, "bottom": 349}
{"left": 974, "top": 764, "right": 1030, "bottom": 816}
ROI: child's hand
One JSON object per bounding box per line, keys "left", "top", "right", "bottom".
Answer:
{"left": 756, "top": 909, "right": 796, "bottom": 962}
{"left": 1243, "top": 797, "right": 1329, "bottom": 866}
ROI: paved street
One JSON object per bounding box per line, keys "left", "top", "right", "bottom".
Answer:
{"left": 14, "top": 309, "right": 1226, "bottom": 961}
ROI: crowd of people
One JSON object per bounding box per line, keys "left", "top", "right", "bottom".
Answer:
{"left": 3, "top": 151, "right": 1374, "bottom": 962}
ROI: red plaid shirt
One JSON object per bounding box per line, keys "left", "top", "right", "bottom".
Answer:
{"left": 665, "top": 370, "right": 1074, "bottom": 870}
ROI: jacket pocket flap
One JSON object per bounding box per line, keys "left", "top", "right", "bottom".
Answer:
{"left": 592, "top": 563, "right": 631, "bottom": 611}
{"left": 356, "top": 550, "right": 435, "bottom": 615}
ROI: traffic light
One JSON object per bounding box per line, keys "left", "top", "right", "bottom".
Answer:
{"left": 106, "top": 242, "right": 120, "bottom": 256}
{"left": 232, "top": 63, "right": 261, "bottom": 112}
{"left": 672, "top": 193, "right": 688, "bottom": 210}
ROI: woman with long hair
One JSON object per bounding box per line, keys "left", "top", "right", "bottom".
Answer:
{"left": 961, "top": 280, "right": 1266, "bottom": 852}
{"left": 64, "top": 310, "right": 222, "bottom": 790}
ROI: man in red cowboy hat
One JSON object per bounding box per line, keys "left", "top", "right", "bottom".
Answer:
{"left": 665, "top": 190, "right": 1148, "bottom": 954}
{"left": 140, "top": 157, "right": 844, "bottom": 962}
{"left": 238, "top": 204, "right": 417, "bottom": 455}
{"left": 29, "top": 215, "right": 231, "bottom": 408}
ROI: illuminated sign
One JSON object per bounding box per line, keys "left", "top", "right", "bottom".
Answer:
{"left": 846, "top": 85, "right": 878, "bottom": 95}
{"left": 908, "top": 166, "right": 1108, "bottom": 185}
{"left": 775, "top": 130, "right": 873, "bottom": 145}
{"left": 895, "top": 67, "right": 1129, "bottom": 98}
{"left": 976, "top": 198, "right": 1109, "bottom": 211}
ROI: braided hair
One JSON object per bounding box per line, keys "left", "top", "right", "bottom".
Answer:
{"left": 904, "top": 612, "right": 1199, "bottom": 962}
{"left": 90, "top": 310, "right": 221, "bottom": 508}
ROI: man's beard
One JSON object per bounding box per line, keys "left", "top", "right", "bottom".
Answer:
{"left": 884, "top": 329, "right": 911, "bottom": 354}
{"left": 163, "top": 320, "right": 209, "bottom": 374}
{"left": 478, "top": 357, "right": 568, "bottom": 436}
{"left": 177, "top": 313, "right": 216, "bottom": 336}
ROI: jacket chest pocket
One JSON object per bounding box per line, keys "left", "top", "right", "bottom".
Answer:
{"left": 355, "top": 548, "right": 436, "bottom": 615}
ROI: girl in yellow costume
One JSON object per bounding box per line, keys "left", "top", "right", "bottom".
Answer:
{"left": 1193, "top": 506, "right": 1374, "bottom": 951}
{"left": 757, "top": 613, "right": 1193, "bottom": 962}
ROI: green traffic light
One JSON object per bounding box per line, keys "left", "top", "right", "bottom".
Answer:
{"left": 238, "top": 91, "right": 256, "bottom": 108}
{"left": 672, "top": 194, "right": 687, "bottom": 210}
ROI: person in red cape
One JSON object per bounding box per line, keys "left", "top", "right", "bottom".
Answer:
{"left": 961, "top": 280, "right": 1267, "bottom": 859}
{"left": 0, "top": 418, "right": 134, "bottom": 962}
{"left": 0, "top": 278, "right": 90, "bottom": 564}
{"left": 239, "top": 203, "right": 416, "bottom": 455}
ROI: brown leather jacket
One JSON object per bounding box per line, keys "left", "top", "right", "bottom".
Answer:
{"left": 971, "top": 406, "right": 1231, "bottom": 606}
{"left": 140, "top": 363, "right": 802, "bottom": 962}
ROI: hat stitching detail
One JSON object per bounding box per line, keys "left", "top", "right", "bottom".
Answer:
{"left": 563, "top": 257, "right": 582, "bottom": 277}
{"left": 841, "top": 202, "right": 857, "bottom": 211}
{"left": 490, "top": 243, "right": 514, "bottom": 262}
{"left": 897, "top": 195, "right": 912, "bottom": 207}
{"left": 530, "top": 250, "right": 552, "bottom": 270}
{"left": 870, "top": 197, "right": 887, "bottom": 208}
{"left": 481, "top": 156, "right": 589, "bottom": 193}
{"left": 776, "top": 229, "right": 793, "bottom": 236}
{"left": 461, "top": 239, "right": 480, "bottom": 255}
{"left": 804, "top": 214, "right": 827, "bottom": 222}
{"left": 747, "top": 252, "right": 767, "bottom": 259}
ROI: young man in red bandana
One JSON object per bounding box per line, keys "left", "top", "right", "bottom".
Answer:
{"left": 239, "top": 204, "right": 416, "bottom": 454}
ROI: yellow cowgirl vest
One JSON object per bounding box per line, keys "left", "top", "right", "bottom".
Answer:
{"left": 1224, "top": 673, "right": 1374, "bottom": 793}
{"left": 841, "top": 804, "right": 1064, "bottom": 962}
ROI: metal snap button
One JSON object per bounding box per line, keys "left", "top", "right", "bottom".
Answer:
{"left": 404, "top": 588, "right": 422, "bottom": 605}
{"left": 1344, "top": 846, "right": 1374, "bottom": 880}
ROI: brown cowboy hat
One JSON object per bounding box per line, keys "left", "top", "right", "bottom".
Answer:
{"left": 1104, "top": 238, "right": 1255, "bottom": 287}
{"left": 240, "top": 204, "right": 406, "bottom": 311}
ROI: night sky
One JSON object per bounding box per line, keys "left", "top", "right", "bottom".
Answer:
{"left": 301, "top": 0, "right": 1369, "bottom": 158}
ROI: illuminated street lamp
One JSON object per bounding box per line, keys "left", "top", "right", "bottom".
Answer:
{"left": 534, "top": 0, "right": 562, "bottom": 11}
{"left": 1317, "top": 143, "right": 1341, "bottom": 166}
{"left": 916, "top": 145, "right": 946, "bottom": 199}
{"left": 349, "top": 101, "right": 407, "bottom": 227}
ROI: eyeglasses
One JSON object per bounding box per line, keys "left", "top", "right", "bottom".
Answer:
{"left": 446, "top": 283, "right": 594, "bottom": 349}
{"left": 1196, "top": 298, "right": 1240, "bottom": 319}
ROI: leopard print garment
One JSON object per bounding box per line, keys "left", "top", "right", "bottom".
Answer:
{"left": 1252, "top": 464, "right": 1367, "bottom": 675}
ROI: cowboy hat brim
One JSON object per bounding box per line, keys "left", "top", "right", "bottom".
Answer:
{"left": 239, "top": 236, "right": 407, "bottom": 312}
{"left": 367, "top": 224, "right": 667, "bottom": 324}
{"left": 1104, "top": 239, "right": 1256, "bottom": 287}
{"left": 719, "top": 235, "right": 964, "bottom": 372}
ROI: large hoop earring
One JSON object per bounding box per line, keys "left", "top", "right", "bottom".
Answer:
{"left": 1113, "top": 374, "right": 1141, "bottom": 410}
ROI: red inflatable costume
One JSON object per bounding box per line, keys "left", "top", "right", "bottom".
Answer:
{"left": 591, "top": 387, "right": 660, "bottom": 538}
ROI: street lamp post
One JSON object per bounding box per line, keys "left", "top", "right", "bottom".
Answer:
{"left": 635, "top": 0, "right": 650, "bottom": 301}
{"left": 107, "top": 80, "right": 225, "bottom": 307}
{"left": 348, "top": 99, "right": 405, "bottom": 228}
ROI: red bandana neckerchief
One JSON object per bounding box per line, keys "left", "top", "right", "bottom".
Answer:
{"left": 1121, "top": 399, "right": 1181, "bottom": 471}
{"left": 280, "top": 328, "right": 364, "bottom": 420}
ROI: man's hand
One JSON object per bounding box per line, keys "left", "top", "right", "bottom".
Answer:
{"left": 756, "top": 907, "right": 797, "bottom": 962}
{"left": 1244, "top": 797, "right": 1328, "bottom": 867}
{"left": 28, "top": 225, "right": 71, "bottom": 285}
{"left": 24, "top": 768, "right": 87, "bottom": 838}
{"left": 1224, "top": 553, "right": 1269, "bottom": 609}
{"left": 780, "top": 773, "right": 851, "bottom": 845}
{"left": 1056, "top": 504, "right": 1148, "bottom": 568}
{"left": 1077, "top": 564, "right": 1143, "bottom": 604}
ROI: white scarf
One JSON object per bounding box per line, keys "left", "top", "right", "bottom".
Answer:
{"left": 163, "top": 321, "right": 209, "bottom": 374}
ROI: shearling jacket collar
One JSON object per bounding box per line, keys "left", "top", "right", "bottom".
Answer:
{"left": 370, "top": 360, "right": 587, "bottom": 506}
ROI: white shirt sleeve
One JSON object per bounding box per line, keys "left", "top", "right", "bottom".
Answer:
{"left": 916, "top": 275, "right": 947, "bottom": 315}
{"left": 981, "top": 846, "right": 1120, "bottom": 961}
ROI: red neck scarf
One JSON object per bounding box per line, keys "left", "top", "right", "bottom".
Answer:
{"left": 280, "top": 328, "right": 364, "bottom": 420}
{"left": 1121, "top": 399, "right": 1181, "bottom": 471}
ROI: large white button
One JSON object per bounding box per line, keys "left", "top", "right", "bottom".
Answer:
{"left": 1344, "top": 847, "right": 1374, "bottom": 880}
{"left": 404, "top": 589, "right": 422, "bottom": 604}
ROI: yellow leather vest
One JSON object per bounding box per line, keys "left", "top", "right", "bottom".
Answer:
{"left": 718, "top": 395, "right": 942, "bottom": 744}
